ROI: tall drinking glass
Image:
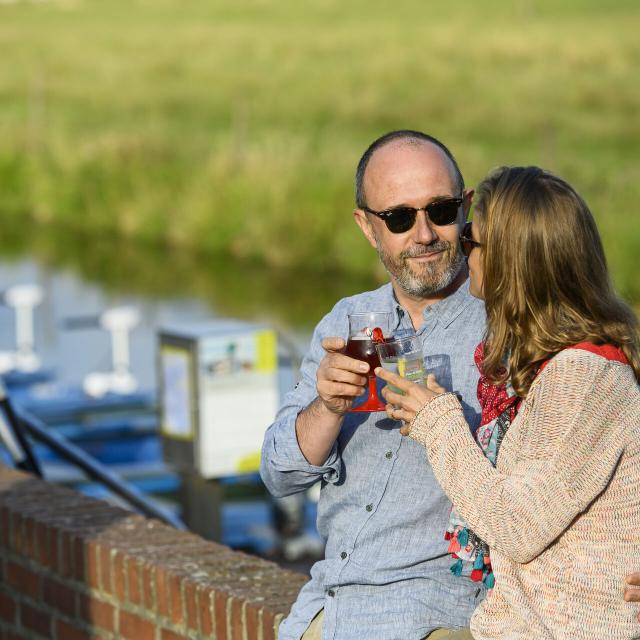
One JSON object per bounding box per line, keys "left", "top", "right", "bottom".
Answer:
{"left": 376, "top": 335, "right": 427, "bottom": 394}
{"left": 345, "top": 312, "right": 393, "bottom": 412}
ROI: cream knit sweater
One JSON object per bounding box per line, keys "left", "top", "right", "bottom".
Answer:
{"left": 409, "top": 348, "right": 640, "bottom": 639}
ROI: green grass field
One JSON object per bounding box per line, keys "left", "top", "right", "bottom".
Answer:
{"left": 0, "top": 0, "right": 639, "bottom": 322}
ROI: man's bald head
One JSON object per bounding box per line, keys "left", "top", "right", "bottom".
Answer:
{"left": 355, "top": 130, "right": 464, "bottom": 209}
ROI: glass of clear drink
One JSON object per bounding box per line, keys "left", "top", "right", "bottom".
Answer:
{"left": 375, "top": 335, "right": 427, "bottom": 394}
{"left": 345, "top": 312, "right": 393, "bottom": 412}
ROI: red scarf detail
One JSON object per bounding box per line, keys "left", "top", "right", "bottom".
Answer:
{"left": 474, "top": 342, "right": 521, "bottom": 428}
{"left": 474, "top": 342, "right": 628, "bottom": 428}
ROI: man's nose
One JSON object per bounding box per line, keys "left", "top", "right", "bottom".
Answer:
{"left": 411, "top": 210, "right": 437, "bottom": 244}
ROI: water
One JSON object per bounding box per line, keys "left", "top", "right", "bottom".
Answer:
{"left": 380, "top": 353, "right": 427, "bottom": 393}
{"left": 0, "top": 258, "right": 216, "bottom": 389}
{"left": 0, "top": 217, "right": 385, "bottom": 389}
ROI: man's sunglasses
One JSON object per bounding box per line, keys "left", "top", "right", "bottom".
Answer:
{"left": 459, "top": 221, "right": 482, "bottom": 257}
{"left": 362, "top": 197, "right": 463, "bottom": 234}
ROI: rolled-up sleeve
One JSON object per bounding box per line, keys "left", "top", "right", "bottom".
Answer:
{"left": 260, "top": 305, "right": 346, "bottom": 497}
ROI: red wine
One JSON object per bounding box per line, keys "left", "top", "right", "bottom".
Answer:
{"left": 344, "top": 337, "right": 382, "bottom": 370}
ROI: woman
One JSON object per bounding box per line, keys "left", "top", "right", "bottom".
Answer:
{"left": 376, "top": 166, "right": 640, "bottom": 639}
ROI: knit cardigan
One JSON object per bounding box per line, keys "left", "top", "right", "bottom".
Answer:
{"left": 408, "top": 348, "right": 640, "bottom": 639}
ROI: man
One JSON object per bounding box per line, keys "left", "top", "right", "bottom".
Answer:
{"left": 261, "top": 130, "right": 484, "bottom": 639}
{"left": 260, "top": 131, "right": 640, "bottom": 638}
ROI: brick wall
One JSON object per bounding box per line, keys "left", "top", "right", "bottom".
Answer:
{"left": 0, "top": 465, "right": 308, "bottom": 639}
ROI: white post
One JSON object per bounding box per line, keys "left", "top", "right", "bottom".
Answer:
{"left": 4, "top": 284, "right": 43, "bottom": 372}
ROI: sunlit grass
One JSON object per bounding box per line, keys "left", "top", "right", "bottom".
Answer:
{"left": 0, "top": 0, "right": 638, "bottom": 303}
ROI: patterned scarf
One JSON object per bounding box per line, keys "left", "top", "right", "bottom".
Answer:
{"left": 445, "top": 342, "right": 521, "bottom": 589}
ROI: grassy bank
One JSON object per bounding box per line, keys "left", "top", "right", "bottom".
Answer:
{"left": 1, "top": 0, "right": 639, "bottom": 303}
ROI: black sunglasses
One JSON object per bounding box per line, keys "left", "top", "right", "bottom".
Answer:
{"left": 362, "top": 197, "right": 463, "bottom": 234}
{"left": 459, "top": 221, "right": 482, "bottom": 257}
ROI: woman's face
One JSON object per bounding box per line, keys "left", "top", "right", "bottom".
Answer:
{"left": 467, "top": 219, "right": 484, "bottom": 299}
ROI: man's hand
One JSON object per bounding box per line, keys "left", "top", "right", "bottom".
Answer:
{"left": 624, "top": 572, "right": 640, "bottom": 621}
{"left": 295, "top": 337, "right": 369, "bottom": 466}
{"left": 316, "top": 337, "right": 369, "bottom": 416}
{"left": 375, "top": 368, "right": 446, "bottom": 434}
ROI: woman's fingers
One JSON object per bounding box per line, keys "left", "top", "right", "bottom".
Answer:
{"left": 426, "top": 373, "right": 446, "bottom": 394}
{"left": 380, "top": 385, "right": 406, "bottom": 407}
{"left": 384, "top": 403, "right": 413, "bottom": 427}
{"left": 375, "top": 366, "right": 413, "bottom": 393}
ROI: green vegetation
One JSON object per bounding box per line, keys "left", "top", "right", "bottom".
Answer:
{"left": 0, "top": 0, "right": 639, "bottom": 320}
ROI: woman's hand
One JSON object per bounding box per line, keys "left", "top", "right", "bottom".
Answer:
{"left": 375, "top": 367, "right": 446, "bottom": 435}
{"left": 624, "top": 572, "right": 640, "bottom": 621}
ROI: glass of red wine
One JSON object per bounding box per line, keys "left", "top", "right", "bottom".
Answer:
{"left": 345, "top": 312, "right": 393, "bottom": 412}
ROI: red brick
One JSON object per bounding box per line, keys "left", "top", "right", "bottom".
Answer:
{"left": 118, "top": 610, "right": 155, "bottom": 640}
{"left": 99, "top": 544, "right": 112, "bottom": 594}
{"left": 231, "top": 598, "right": 243, "bottom": 640}
{"left": 23, "top": 517, "right": 36, "bottom": 560}
{"left": 262, "top": 609, "right": 277, "bottom": 640}
{"left": 161, "top": 630, "right": 190, "bottom": 640}
{"left": 43, "top": 576, "right": 76, "bottom": 618}
{"left": 72, "top": 535, "right": 86, "bottom": 582}
{"left": 127, "top": 557, "right": 142, "bottom": 606}
{"left": 184, "top": 580, "right": 198, "bottom": 631}
{"left": 156, "top": 567, "right": 170, "bottom": 617}
{"left": 198, "top": 586, "right": 214, "bottom": 635}
{"left": 20, "top": 601, "right": 51, "bottom": 637}
{"left": 214, "top": 591, "right": 229, "bottom": 640}
{"left": 6, "top": 561, "right": 40, "bottom": 599}
{"left": 113, "top": 551, "right": 126, "bottom": 601}
{"left": 35, "top": 522, "right": 50, "bottom": 567}
{"left": 78, "top": 595, "right": 115, "bottom": 633}
{"left": 0, "top": 589, "right": 16, "bottom": 624}
{"left": 142, "top": 564, "right": 155, "bottom": 611}
{"left": 55, "top": 619, "right": 93, "bottom": 640}
{"left": 86, "top": 542, "right": 100, "bottom": 590}
{"left": 49, "top": 523, "right": 60, "bottom": 573}
{"left": 169, "top": 573, "right": 183, "bottom": 626}
{"left": 60, "top": 531, "right": 74, "bottom": 578}
{"left": 11, "top": 512, "right": 24, "bottom": 554}
{"left": 244, "top": 602, "right": 260, "bottom": 640}
{"left": 0, "top": 507, "right": 9, "bottom": 548}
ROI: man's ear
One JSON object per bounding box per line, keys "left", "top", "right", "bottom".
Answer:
{"left": 353, "top": 209, "right": 379, "bottom": 250}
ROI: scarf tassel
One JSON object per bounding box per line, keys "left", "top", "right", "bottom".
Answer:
{"left": 450, "top": 558, "right": 463, "bottom": 577}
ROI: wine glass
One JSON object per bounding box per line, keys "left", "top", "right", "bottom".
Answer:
{"left": 345, "top": 312, "right": 393, "bottom": 412}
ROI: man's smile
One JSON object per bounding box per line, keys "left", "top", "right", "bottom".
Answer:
{"left": 407, "top": 250, "right": 444, "bottom": 263}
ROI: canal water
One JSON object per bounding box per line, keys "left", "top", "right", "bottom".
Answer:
{"left": 0, "top": 224, "right": 380, "bottom": 386}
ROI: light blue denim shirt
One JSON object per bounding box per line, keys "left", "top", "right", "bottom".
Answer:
{"left": 261, "top": 278, "right": 487, "bottom": 640}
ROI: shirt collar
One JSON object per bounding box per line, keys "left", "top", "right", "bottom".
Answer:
{"left": 385, "top": 276, "right": 476, "bottom": 332}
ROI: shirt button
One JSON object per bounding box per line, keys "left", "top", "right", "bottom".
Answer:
{"left": 385, "top": 451, "right": 393, "bottom": 459}
{"left": 340, "top": 551, "right": 347, "bottom": 559}
{"left": 365, "top": 504, "right": 373, "bottom": 512}
{"left": 327, "top": 589, "right": 335, "bottom": 597}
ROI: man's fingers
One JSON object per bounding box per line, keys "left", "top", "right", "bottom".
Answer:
{"left": 325, "top": 367, "right": 368, "bottom": 387}
{"left": 321, "top": 337, "right": 347, "bottom": 352}
{"left": 317, "top": 380, "right": 366, "bottom": 399}
{"left": 323, "top": 352, "right": 369, "bottom": 374}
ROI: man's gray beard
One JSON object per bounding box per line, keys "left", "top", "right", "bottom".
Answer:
{"left": 376, "top": 238, "right": 465, "bottom": 298}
